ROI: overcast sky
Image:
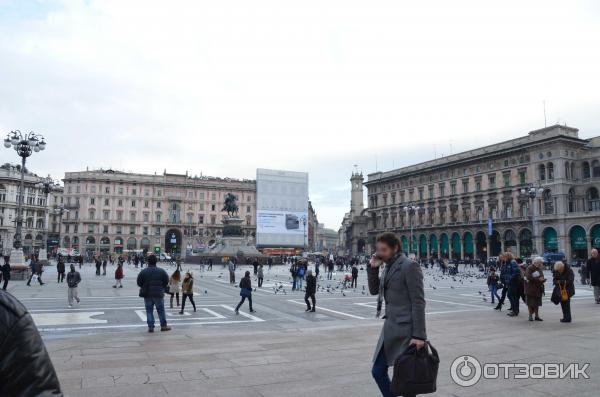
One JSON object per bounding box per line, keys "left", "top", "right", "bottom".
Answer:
{"left": 1, "top": 0, "right": 600, "bottom": 230}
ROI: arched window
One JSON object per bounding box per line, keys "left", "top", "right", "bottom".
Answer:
{"left": 547, "top": 162, "right": 554, "bottom": 180}
{"left": 587, "top": 187, "right": 600, "bottom": 211}
{"left": 583, "top": 162, "right": 591, "bottom": 179}
{"left": 568, "top": 188, "right": 576, "bottom": 213}
{"left": 565, "top": 162, "right": 570, "bottom": 180}
{"left": 593, "top": 160, "right": 600, "bottom": 178}
{"left": 35, "top": 218, "right": 44, "bottom": 229}
{"left": 539, "top": 164, "right": 546, "bottom": 181}
{"left": 543, "top": 189, "right": 554, "bottom": 214}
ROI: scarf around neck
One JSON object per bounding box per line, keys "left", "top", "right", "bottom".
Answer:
{"left": 376, "top": 253, "right": 402, "bottom": 318}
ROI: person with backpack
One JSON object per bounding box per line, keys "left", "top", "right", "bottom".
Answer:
{"left": 235, "top": 271, "right": 256, "bottom": 315}
{"left": 66, "top": 264, "right": 81, "bottom": 308}
{"left": 179, "top": 271, "right": 196, "bottom": 314}
{"left": 113, "top": 262, "right": 124, "bottom": 288}
{"left": 304, "top": 269, "right": 317, "bottom": 312}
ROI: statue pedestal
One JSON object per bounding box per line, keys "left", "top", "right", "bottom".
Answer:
{"left": 9, "top": 248, "right": 26, "bottom": 268}
{"left": 38, "top": 248, "right": 49, "bottom": 265}
{"left": 205, "top": 217, "right": 264, "bottom": 259}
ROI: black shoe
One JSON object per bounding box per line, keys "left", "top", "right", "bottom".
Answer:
{"left": 305, "top": 307, "right": 311, "bottom": 312}
{"left": 250, "top": 310, "right": 256, "bottom": 313}
{"left": 507, "top": 312, "right": 518, "bottom": 317}
{"left": 560, "top": 319, "right": 571, "bottom": 323}
{"left": 310, "top": 308, "right": 315, "bottom": 312}
{"left": 535, "top": 317, "right": 543, "bottom": 321}
{"left": 494, "top": 305, "right": 501, "bottom": 311}
{"left": 528, "top": 316, "right": 533, "bottom": 321}
{"left": 148, "top": 328, "right": 154, "bottom": 333}
{"left": 178, "top": 311, "right": 184, "bottom": 315}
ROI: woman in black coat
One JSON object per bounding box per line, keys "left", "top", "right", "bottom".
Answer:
{"left": 235, "top": 271, "right": 256, "bottom": 314}
{"left": 553, "top": 261, "right": 575, "bottom": 323}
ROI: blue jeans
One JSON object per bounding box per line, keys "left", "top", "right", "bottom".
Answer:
{"left": 490, "top": 285, "right": 500, "bottom": 303}
{"left": 144, "top": 297, "right": 167, "bottom": 329}
{"left": 296, "top": 276, "right": 303, "bottom": 290}
{"left": 371, "top": 345, "right": 416, "bottom": 397}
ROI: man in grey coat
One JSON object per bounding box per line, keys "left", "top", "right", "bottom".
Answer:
{"left": 368, "top": 232, "right": 427, "bottom": 397}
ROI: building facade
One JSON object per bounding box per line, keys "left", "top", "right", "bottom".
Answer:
{"left": 308, "top": 201, "right": 319, "bottom": 251}
{"left": 365, "top": 125, "right": 600, "bottom": 262}
{"left": 61, "top": 169, "right": 256, "bottom": 257}
{"left": 0, "top": 163, "right": 62, "bottom": 256}
{"left": 316, "top": 223, "right": 339, "bottom": 253}
{"left": 339, "top": 171, "right": 370, "bottom": 256}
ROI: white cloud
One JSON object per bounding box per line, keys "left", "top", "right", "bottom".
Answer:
{"left": 1, "top": 0, "right": 600, "bottom": 229}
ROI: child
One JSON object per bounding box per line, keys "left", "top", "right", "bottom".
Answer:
{"left": 487, "top": 270, "right": 501, "bottom": 304}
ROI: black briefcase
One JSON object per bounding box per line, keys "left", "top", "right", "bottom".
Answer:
{"left": 392, "top": 341, "right": 439, "bottom": 396}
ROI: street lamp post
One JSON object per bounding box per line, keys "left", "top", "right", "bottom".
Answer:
{"left": 3, "top": 130, "right": 46, "bottom": 268}
{"left": 301, "top": 215, "right": 307, "bottom": 252}
{"left": 403, "top": 204, "right": 420, "bottom": 256}
{"left": 521, "top": 185, "right": 544, "bottom": 256}
{"left": 51, "top": 205, "right": 69, "bottom": 251}
{"left": 36, "top": 176, "right": 60, "bottom": 264}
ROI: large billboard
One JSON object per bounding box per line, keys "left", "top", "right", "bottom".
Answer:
{"left": 256, "top": 169, "right": 309, "bottom": 248}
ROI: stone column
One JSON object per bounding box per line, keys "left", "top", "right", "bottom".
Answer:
{"left": 486, "top": 239, "right": 490, "bottom": 260}
{"left": 460, "top": 238, "right": 465, "bottom": 260}
{"left": 516, "top": 239, "right": 521, "bottom": 257}
{"left": 426, "top": 239, "right": 431, "bottom": 260}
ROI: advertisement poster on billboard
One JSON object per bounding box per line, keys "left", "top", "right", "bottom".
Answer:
{"left": 256, "top": 168, "right": 309, "bottom": 248}
{"left": 257, "top": 210, "right": 307, "bottom": 235}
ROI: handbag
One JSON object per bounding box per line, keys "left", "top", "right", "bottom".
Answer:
{"left": 392, "top": 341, "right": 439, "bottom": 396}
{"left": 550, "top": 285, "right": 561, "bottom": 305}
{"left": 559, "top": 282, "right": 569, "bottom": 302}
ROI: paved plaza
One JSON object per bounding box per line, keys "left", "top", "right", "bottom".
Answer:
{"left": 8, "top": 261, "right": 600, "bottom": 396}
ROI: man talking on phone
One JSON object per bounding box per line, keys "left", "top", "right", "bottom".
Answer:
{"left": 368, "top": 232, "right": 427, "bottom": 397}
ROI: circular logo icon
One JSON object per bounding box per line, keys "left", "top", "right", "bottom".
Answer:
{"left": 450, "top": 355, "right": 482, "bottom": 387}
